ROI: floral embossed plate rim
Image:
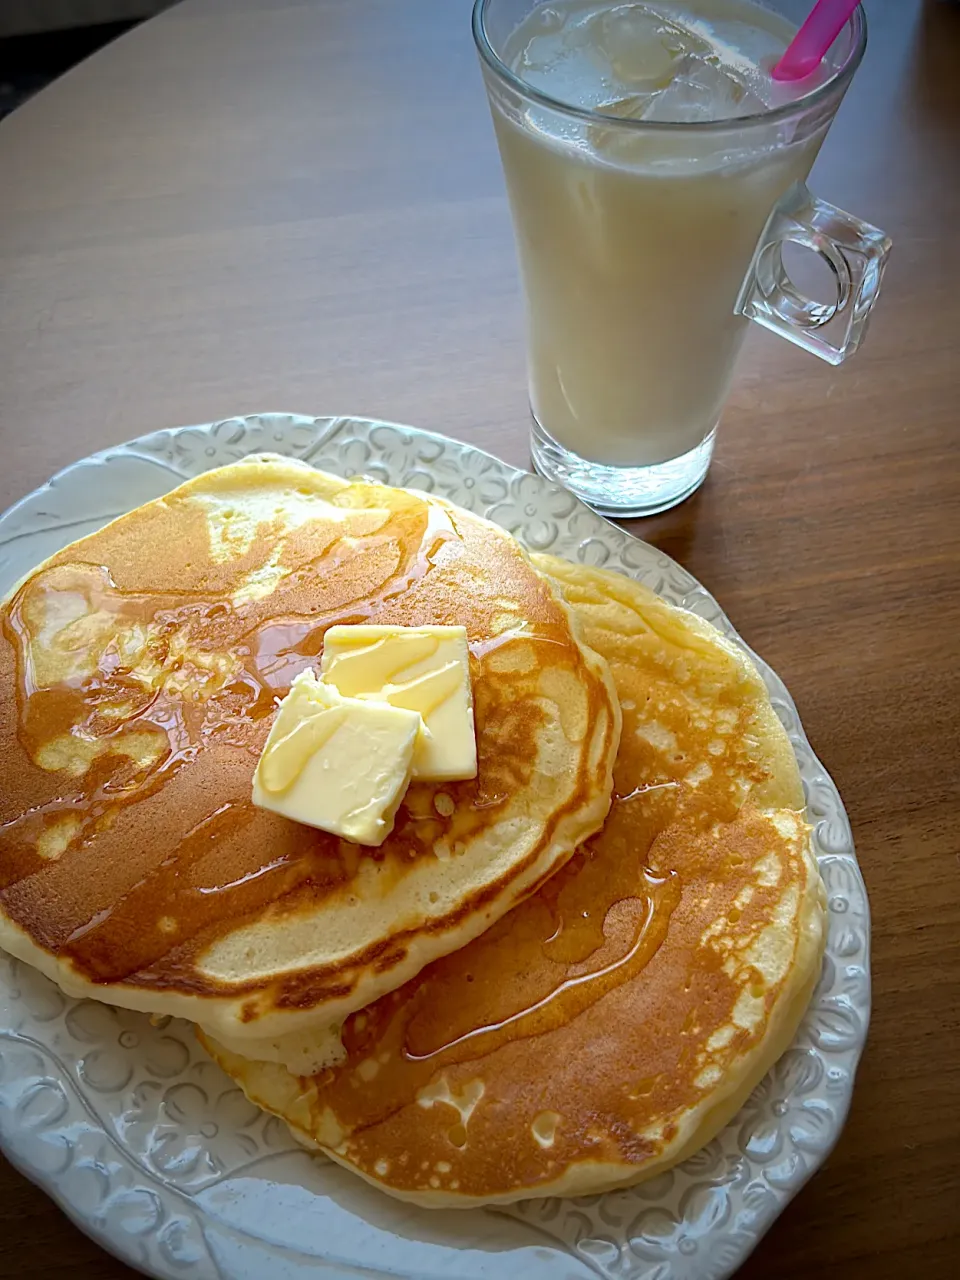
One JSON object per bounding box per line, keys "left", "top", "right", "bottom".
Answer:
{"left": 0, "top": 414, "right": 870, "bottom": 1280}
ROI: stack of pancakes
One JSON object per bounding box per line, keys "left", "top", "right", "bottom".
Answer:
{"left": 0, "top": 455, "right": 825, "bottom": 1206}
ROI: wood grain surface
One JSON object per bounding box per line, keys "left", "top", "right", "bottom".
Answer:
{"left": 0, "top": 0, "right": 958, "bottom": 1276}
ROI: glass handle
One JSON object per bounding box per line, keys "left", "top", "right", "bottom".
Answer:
{"left": 735, "top": 181, "right": 892, "bottom": 366}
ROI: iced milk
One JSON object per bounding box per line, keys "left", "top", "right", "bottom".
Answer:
{"left": 490, "top": 0, "right": 831, "bottom": 468}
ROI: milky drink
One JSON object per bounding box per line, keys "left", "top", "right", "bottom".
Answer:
{"left": 489, "top": 0, "right": 831, "bottom": 468}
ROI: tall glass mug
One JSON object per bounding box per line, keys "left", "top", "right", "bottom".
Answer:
{"left": 473, "top": 0, "right": 890, "bottom": 515}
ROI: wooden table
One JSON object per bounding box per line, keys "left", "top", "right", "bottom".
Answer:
{"left": 0, "top": 0, "right": 957, "bottom": 1275}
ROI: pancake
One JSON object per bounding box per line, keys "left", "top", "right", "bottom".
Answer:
{"left": 0, "top": 459, "right": 620, "bottom": 1060}
{"left": 201, "top": 555, "right": 826, "bottom": 1204}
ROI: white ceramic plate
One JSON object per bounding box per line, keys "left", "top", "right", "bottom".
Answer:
{"left": 0, "top": 415, "right": 869, "bottom": 1280}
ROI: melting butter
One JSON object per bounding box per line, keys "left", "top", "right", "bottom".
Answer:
{"left": 324, "top": 631, "right": 441, "bottom": 691}
{"left": 258, "top": 706, "right": 348, "bottom": 795}
{"left": 321, "top": 625, "right": 477, "bottom": 782}
{"left": 252, "top": 671, "right": 420, "bottom": 846}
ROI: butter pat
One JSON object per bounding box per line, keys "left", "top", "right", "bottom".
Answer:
{"left": 320, "top": 625, "right": 477, "bottom": 782}
{"left": 252, "top": 671, "right": 420, "bottom": 846}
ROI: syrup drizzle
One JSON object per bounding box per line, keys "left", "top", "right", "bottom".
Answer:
{"left": 403, "top": 866, "right": 678, "bottom": 1063}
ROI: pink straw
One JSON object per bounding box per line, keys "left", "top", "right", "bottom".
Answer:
{"left": 772, "top": 0, "right": 860, "bottom": 82}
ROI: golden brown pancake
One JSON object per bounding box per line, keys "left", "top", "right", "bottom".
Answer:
{"left": 0, "top": 460, "right": 620, "bottom": 1056}
{"left": 202, "top": 555, "right": 825, "bottom": 1204}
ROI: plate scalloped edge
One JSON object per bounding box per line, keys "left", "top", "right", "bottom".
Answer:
{"left": 0, "top": 414, "right": 870, "bottom": 1280}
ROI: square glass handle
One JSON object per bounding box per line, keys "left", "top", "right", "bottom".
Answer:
{"left": 736, "top": 181, "right": 892, "bottom": 366}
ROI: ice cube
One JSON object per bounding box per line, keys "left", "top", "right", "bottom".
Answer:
{"left": 522, "top": 5, "right": 565, "bottom": 40}
{"left": 587, "top": 94, "right": 657, "bottom": 164}
{"left": 642, "top": 55, "right": 768, "bottom": 123}
{"left": 517, "top": 4, "right": 619, "bottom": 111}
{"left": 596, "top": 93, "right": 656, "bottom": 121}
{"left": 518, "top": 42, "right": 603, "bottom": 109}
{"left": 589, "top": 3, "right": 709, "bottom": 90}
